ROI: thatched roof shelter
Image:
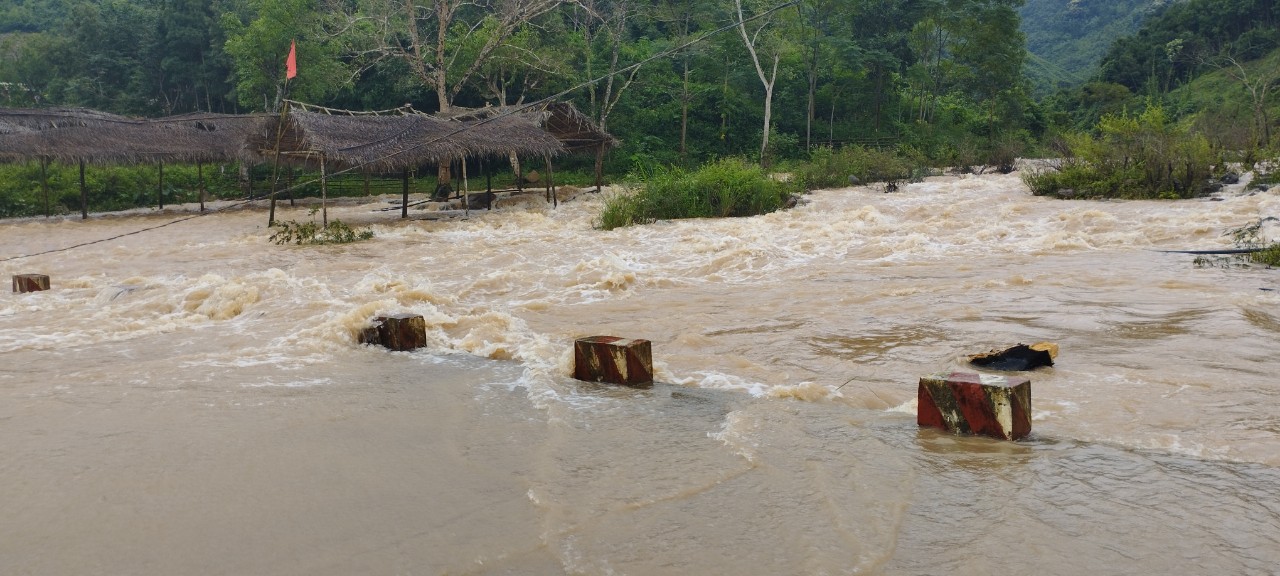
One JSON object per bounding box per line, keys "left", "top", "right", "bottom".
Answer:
{"left": 253, "top": 105, "right": 565, "bottom": 171}
{"left": 0, "top": 107, "right": 132, "bottom": 131}
{"left": 445, "top": 101, "right": 617, "bottom": 154}
{"left": 0, "top": 108, "right": 268, "bottom": 165}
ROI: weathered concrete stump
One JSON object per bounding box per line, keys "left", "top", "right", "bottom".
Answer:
{"left": 12, "top": 274, "right": 50, "bottom": 293}
{"left": 918, "top": 372, "right": 1031, "bottom": 440}
{"left": 359, "top": 314, "right": 427, "bottom": 351}
{"left": 574, "top": 336, "right": 653, "bottom": 387}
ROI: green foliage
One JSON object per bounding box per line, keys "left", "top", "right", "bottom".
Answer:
{"left": 1025, "top": 103, "right": 1218, "bottom": 199}
{"left": 0, "top": 162, "right": 244, "bottom": 218}
{"left": 791, "top": 145, "right": 917, "bottom": 191}
{"left": 1019, "top": 0, "right": 1157, "bottom": 94}
{"left": 597, "top": 158, "right": 792, "bottom": 230}
{"left": 1193, "top": 218, "right": 1280, "bottom": 268}
{"left": 1098, "top": 0, "right": 1280, "bottom": 94}
{"left": 269, "top": 217, "right": 374, "bottom": 245}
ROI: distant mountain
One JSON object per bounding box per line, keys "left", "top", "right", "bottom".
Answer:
{"left": 1019, "top": 0, "right": 1177, "bottom": 93}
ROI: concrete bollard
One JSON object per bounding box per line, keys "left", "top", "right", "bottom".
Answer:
{"left": 13, "top": 274, "right": 50, "bottom": 293}
{"left": 359, "top": 314, "right": 427, "bottom": 351}
{"left": 918, "top": 372, "right": 1031, "bottom": 440}
{"left": 573, "top": 336, "right": 653, "bottom": 387}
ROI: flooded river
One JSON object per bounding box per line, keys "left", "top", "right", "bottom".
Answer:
{"left": 2, "top": 171, "right": 1278, "bottom": 574}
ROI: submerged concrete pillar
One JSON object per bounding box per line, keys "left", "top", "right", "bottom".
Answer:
{"left": 574, "top": 336, "right": 653, "bottom": 387}
{"left": 12, "top": 274, "right": 50, "bottom": 293}
{"left": 918, "top": 372, "right": 1031, "bottom": 440}
{"left": 360, "top": 314, "right": 427, "bottom": 351}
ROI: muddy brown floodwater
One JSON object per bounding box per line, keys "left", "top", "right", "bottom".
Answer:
{"left": 2, "top": 172, "right": 1278, "bottom": 574}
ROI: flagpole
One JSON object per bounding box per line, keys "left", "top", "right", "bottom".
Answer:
{"left": 268, "top": 41, "right": 297, "bottom": 227}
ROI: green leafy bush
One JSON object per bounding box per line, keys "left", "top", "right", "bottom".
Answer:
{"left": 598, "top": 158, "right": 792, "bottom": 230}
{"left": 1193, "top": 218, "right": 1280, "bottom": 268}
{"left": 269, "top": 217, "right": 374, "bottom": 245}
{"left": 792, "top": 146, "right": 915, "bottom": 191}
{"left": 1024, "top": 103, "right": 1218, "bottom": 199}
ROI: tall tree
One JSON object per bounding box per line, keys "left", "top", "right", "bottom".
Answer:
{"left": 335, "top": 0, "right": 569, "bottom": 113}
{"left": 732, "top": 0, "right": 793, "bottom": 164}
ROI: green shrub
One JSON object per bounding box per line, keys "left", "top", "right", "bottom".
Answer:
{"left": 792, "top": 145, "right": 914, "bottom": 191}
{"left": 269, "top": 217, "right": 375, "bottom": 245}
{"left": 1193, "top": 218, "right": 1280, "bottom": 268}
{"left": 1026, "top": 103, "right": 1218, "bottom": 199}
{"left": 597, "top": 158, "right": 792, "bottom": 230}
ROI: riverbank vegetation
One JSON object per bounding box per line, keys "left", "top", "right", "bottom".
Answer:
{"left": 0, "top": 0, "right": 1278, "bottom": 218}
{"left": 598, "top": 158, "right": 792, "bottom": 230}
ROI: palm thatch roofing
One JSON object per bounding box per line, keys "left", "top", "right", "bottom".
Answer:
{"left": 252, "top": 104, "right": 566, "bottom": 171}
{"left": 0, "top": 101, "right": 591, "bottom": 170}
{"left": 446, "top": 101, "right": 617, "bottom": 153}
{"left": 0, "top": 108, "right": 268, "bottom": 165}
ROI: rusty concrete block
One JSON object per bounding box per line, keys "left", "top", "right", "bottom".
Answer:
{"left": 360, "top": 314, "right": 427, "bottom": 351}
{"left": 918, "top": 372, "right": 1031, "bottom": 440}
{"left": 12, "top": 274, "right": 50, "bottom": 293}
{"left": 573, "top": 336, "right": 653, "bottom": 387}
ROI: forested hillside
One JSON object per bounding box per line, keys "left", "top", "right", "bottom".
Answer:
{"left": 1, "top": 0, "right": 1276, "bottom": 179}
{"left": 1019, "top": 0, "right": 1168, "bottom": 93}
{"left": 1, "top": 0, "right": 1032, "bottom": 169}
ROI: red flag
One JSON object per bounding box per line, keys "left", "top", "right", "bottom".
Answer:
{"left": 286, "top": 40, "right": 297, "bottom": 80}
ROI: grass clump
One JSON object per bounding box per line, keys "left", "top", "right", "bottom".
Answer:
{"left": 269, "top": 216, "right": 374, "bottom": 245}
{"left": 1024, "top": 103, "right": 1218, "bottom": 199}
{"left": 598, "top": 158, "right": 792, "bottom": 230}
{"left": 1193, "top": 218, "right": 1280, "bottom": 268}
{"left": 791, "top": 145, "right": 919, "bottom": 192}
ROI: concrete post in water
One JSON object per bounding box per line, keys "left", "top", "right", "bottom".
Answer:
{"left": 918, "top": 372, "right": 1031, "bottom": 440}
{"left": 359, "top": 314, "right": 427, "bottom": 351}
{"left": 573, "top": 336, "right": 653, "bottom": 387}
{"left": 13, "top": 274, "right": 51, "bottom": 293}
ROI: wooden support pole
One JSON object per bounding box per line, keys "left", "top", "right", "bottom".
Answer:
{"left": 268, "top": 102, "right": 290, "bottom": 227}
{"left": 364, "top": 171, "right": 371, "bottom": 197}
{"left": 463, "top": 156, "right": 470, "bottom": 218}
{"left": 157, "top": 161, "right": 164, "bottom": 210}
{"left": 320, "top": 155, "right": 328, "bottom": 228}
{"left": 198, "top": 162, "right": 206, "bottom": 212}
{"left": 595, "top": 144, "right": 605, "bottom": 193}
{"left": 514, "top": 153, "right": 523, "bottom": 193}
{"left": 545, "top": 155, "right": 556, "bottom": 208}
{"left": 574, "top": 336, "right": 653, "bottom": 387}
{"left": 401, "top": 168, "right": 409, "bottom": 219}
{"left": 287, "top": 167, "right": 295, "bottom": 207}
{"left": 485, "top": 158, "right": 493, "bottom": 210}
{"left": 12, "top": 274, "right": 50, "bottom": 293}
{"left": 79, "top": 160, "right": 87, "bottom": 220}
{"left": 39, "top": 158, "right": 50, "bottom": 218}
{"left": 918, "top": 372, "right": 1031, "bottom": 441}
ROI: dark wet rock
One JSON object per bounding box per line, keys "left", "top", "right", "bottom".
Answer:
{"left": 1222, "top": 172, "right": 1240, "bottom": 185}
{"left": 968, "top": 342, "right": 1057, "bottom": 371}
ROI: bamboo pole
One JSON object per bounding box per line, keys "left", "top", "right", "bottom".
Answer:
{"left": 198, "top": 162, "right": 206, "bottom": 212}
{"left": 595, "top": 144, "right": 605, "bottom": 192}
{"left": 39, "top": 158, "right": 50, "bottom": 218}
{"left": 320, "top": 154, "right": 328, "bottom": 228}
{"left": 268, "top": 100, "right": 291, "bottom": 226}
{"left": 157, "top": 161, "right": 164, "bottom": 210}
{"left": 485, "top": 158, "right": 493, "bottom": 210}
{"left": 401, "top": 168, "right": 409, "bottom": 219}
{"left": 545, "top": 155, "right": 556, "bottom": 208}
{"left": 79, "top": 160, "right": 87, "bottom": 220}
{"left": 463, "top": 156, "right": 470, "bottom": 218}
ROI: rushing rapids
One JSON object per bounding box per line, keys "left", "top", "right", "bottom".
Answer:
{"left": 2, "top": 172, "right": 1278, "bottom": 574}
